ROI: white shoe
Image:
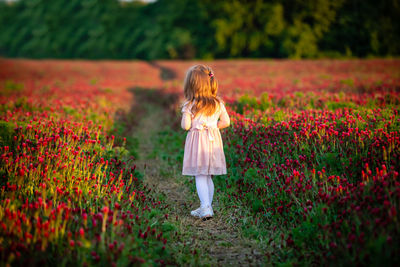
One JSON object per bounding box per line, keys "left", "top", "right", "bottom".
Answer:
{"left": 200, "top": 205, "right": 213, "bottom": 220}
{"left": 209, "top": 206, "right": 214, "bottom": 216}
{"left": 190, "top": 205, "right": 214, "bottom": 219}
{"left": 190, "top": 207, "right": 202, "bottom": 217}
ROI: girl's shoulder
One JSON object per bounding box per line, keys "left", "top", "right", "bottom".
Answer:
{"left": 181, "top": 100, "right": 193, "bottom": 108}
{"left": 205, "top": 97, "right": 225, "bottom": 118}
{"left": 181, "top": 100, "right": 193, "bottom": 114}
{"left": 216, "top": 97, "right": 226, "bottom": 111}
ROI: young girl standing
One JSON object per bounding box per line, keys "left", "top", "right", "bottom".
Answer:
{"left": 181, "top": 64, "right": 230, "bottom": 220}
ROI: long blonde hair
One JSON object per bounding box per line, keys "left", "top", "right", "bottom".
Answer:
{"left": 183, "top": 64, "right": 220, "bottom": 116}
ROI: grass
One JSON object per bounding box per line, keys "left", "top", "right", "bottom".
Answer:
{"left": 116, "top": 88, "right": 266, "bottom": 266}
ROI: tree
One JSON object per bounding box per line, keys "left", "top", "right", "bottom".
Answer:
{"left": 0, "top": 0, "right": 399, "bottom": 59}
{"left": 212, "top": 0, "right": 285, "bottom": 57}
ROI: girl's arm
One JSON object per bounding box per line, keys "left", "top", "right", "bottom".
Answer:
{"left": 217, "top": 102, "right": 230, "bottom": 129}
{"left": 181, "top": 102, "right": 192, "bottom": 130}
{"left": 181, "top": 112, "right": 192, "bottom": 130}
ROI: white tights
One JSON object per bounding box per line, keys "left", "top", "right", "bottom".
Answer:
{"left": 195, "top": 175, "right": 214, "bottom": 208}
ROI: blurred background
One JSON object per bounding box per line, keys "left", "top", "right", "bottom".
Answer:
{"left": 0, "top": 0, "right": 399, "bottom": 60}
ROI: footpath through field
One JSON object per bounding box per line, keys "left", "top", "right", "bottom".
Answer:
{"left": 126, "top": 85, "right": 265, "bottom": 266}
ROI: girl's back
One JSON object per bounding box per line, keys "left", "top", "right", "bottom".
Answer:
{"left": 181, "top": 100, "right": 229, "bottom": 132}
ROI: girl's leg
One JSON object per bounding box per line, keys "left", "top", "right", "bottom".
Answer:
{"left": 207, "top": 175, "right": 214, "bottom": 206}
{"left": 195, "top": 175, "right": 210, "bottom": 208}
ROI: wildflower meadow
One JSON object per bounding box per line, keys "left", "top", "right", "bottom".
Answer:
{"left": 1, "top": 58, "right": 400, "bottom": 266}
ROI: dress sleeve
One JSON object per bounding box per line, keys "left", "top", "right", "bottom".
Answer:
{"left": 181, "top": 102, "right": 193, "bottom": 115}
{"left": 181, "top": 102, "right": 192, "bottom": 130}
{"left": 218, "top": 101, "right": 230, "bottom": 129}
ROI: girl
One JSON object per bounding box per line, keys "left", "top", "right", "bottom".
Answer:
{"left": 181, "top": 64, "right": 230, "bottom": 220}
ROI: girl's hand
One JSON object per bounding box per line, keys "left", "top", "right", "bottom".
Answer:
{"left": 217, "top": 101, "right": 230, "bottom": 129}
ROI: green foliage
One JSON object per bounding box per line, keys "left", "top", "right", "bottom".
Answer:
{"left": 0, "top": 0, "right": 215, "bottom": 59}
{"left": 340, "top": 78, "right": 355, "bottom": 87}
{"left": 112, "top": 119, "right": 139, "bottom": 159}
{"left": 0, "top": 0, "right": 399, "bottom": 59}
{"left": 325, "top": 101, "right": 357, "bottom": 110}
{"left": 235, "top": 93, "right": 273, "bottom": 113}
{"left": 273, "top": 110, "right": 286, "bottom": 122}
{"left": 292, "top": 220, "right": 320, "bottom": 249}
{"left": 156, "top": 127, "right": 185, "bottom": 167}
{"left": 212, "top": 1, "right": 284, "bottom": 57}
{"left": 0, "top": 120, "right": 14, "bottom": 147}
{"left": 161, "top": 221, "right": 177, "bottom": 233}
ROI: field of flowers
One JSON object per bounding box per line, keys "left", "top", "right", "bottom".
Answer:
{"left": 158, "top": 59, "right": 400, "bottom": 265}
{"left": 1, "top": 58, "right": 400, "bottom": 266}
{"left": 223, "top": 94, "right": 400, "bottom": 265}
{"left": 216, "top": 60, "right": 400, "bottom": 265}
{"left": 0, "top": 59, "right": 174, "bottom": 265}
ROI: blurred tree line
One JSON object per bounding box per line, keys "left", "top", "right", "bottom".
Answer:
{"left": 0, "top": 0, "right": 399, "bottom": 59}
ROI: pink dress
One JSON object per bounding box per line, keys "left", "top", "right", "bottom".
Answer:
{"left": 181, "top": 101, "right": 230, "bottom": 176}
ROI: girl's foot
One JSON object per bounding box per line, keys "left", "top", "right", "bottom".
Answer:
{"left": 200, "top": 205, "right": 213, "bottom": 220}
{"left": 190, "top": 205, "right": 214, "bottom": 219}
{"left": 190, "top": 207, "right": 202, "bottom": 218}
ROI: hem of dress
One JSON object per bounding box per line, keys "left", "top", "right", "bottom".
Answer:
{"left": 182, "top": 167, "right": 227, "bottom": 176}
{"left": 182, "top": 172, "right": 227, "bottom": 176}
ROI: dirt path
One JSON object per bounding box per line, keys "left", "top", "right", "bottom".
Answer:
{"left": 129, "top": 88, "right": 265, "bottom": 266}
